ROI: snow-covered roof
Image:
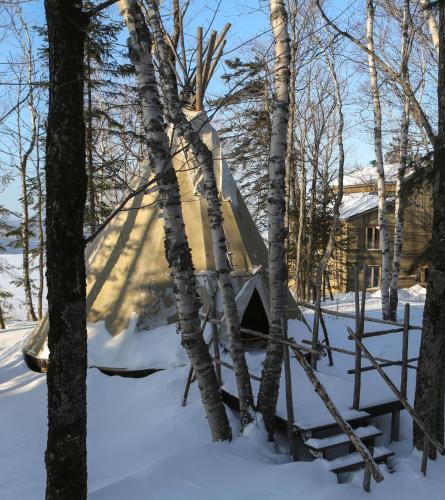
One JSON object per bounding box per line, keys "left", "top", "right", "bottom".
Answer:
{"left": 336, "top": 163, "right": 399, "bottom": 187}
{"left": 340, "top": 192, "right": 394, "bottom": 219}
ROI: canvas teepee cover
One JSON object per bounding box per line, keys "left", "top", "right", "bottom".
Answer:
{"left": 23, "top": 112, "right": 303, "bottom": 374}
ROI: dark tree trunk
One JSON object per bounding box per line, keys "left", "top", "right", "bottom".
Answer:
{"left": 44, "top": 1, "right": 88, "bottom": 498}
{"left": 0, "top": 302, "right": 5, "bottom": 329}
{"left": 413, "top": 0, "right": 445, "bottom": 456}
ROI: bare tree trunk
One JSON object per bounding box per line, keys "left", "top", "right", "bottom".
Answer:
{"left": 144, "top": 0, "right": 254, "bottom": 430}
{"left": 313, "top": 46, "right": 345, "bottom": 347}
{"left": 0, "top": 302, "right": 5, "bottom": 329}
{"left": 367, "top": 0, "right": 391, "bottom": 319}
{"left": 420, "top": 0, "right": 440, "bottom": 54}
{"left": 44, "top": 1, "right": 88, "bottom": 497}
{"left": 389, "top": 0, "right": 410, "bottom": 322}
{"left": 85, "top": 39, "right": 97, "bottom": 235}
{"left": 18, "top": 57, "right": 37, "bottom": 321}
{"left": 119, "top": 0, "right": 232, "bottom": 441}
{"left": 414, "top": 0, "right": 445, "bottom": 455}
{"left": 295, "top": 145, "right": 306, "bottom": 299}
{"left": 36, "top": 122, "right": 45, "bottom": 320}
{"left": 305, "top": 152, "right": 318, "bottom": 301}
{"left": 257, "top": 0, "right": 291, "bottom": 437}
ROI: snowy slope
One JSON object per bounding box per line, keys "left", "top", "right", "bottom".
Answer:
{"left": 1, "top": 290, "right": 445, "bottom": 499}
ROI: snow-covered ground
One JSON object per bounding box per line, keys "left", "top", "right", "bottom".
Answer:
{"left": 1, "top": 285, "right": 444, "bottom": 499}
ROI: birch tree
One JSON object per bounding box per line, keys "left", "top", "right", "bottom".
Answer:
{"left": 312, "top": 43, "right": 345, "bottom": 349}
{"left": 257, "top": 0, "right": 291, "bottom": 437}
{"left": 316, "top": 0, "right": 445, "bottom": 455}
{"left": 143, "top": 0, "right": 255, "bottom": 430}
{"left": 118, "top": 0, "right": 232, "bottom": 441}
{"left": 366, "top": 0, "right": 391, "bottom": 319}
{"left": 388, "top": 0, "right": 411, "bottom": 321}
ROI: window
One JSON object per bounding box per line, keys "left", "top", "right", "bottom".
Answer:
{"left": 366, "top": 226, "right": 380, "bottom": 250}
{"left": 366, "top": 266, "right": 380, "bottom": 289}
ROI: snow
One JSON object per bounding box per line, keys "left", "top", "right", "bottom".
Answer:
{"left": 340, "top": 193, "right": 395, "bottom": 219}
{"left": 339, "top": 163, "right": 400, "bottom": 188}
{"left": 305, "top": 425, "right": 381, "bottom": 450}
{"left": 1, "top": 286, "right": 445, "bottom": 499}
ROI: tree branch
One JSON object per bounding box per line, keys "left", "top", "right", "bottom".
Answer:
{"left": 315, "top": 0, "right": 436, "bottom": 145}
{"left": 85, "top": 0, "right": 119, "bottom": 17}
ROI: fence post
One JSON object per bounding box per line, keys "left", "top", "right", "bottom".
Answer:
{"left": 400, "top": 303, "right": 410, "bottom": 399}
{"left": 282, "top": 316, "right": 296, "bottom": 457}
{"left": 353, "top": 265, "right": 366, "bottom": 409}
{"left": 311, "top": 297, "right": 321, "bottom": 370}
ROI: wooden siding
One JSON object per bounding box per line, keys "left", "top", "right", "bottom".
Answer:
{"left": 330, "top": 183, "right": 432, "bottom": 293}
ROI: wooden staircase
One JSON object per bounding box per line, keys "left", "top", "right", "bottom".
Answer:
{"left": 295, "top": 411, "right": 395, "bottom": 480}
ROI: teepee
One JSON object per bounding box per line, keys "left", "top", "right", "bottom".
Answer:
{"left": 23, "top": 25, "right": 303, "bottom": 375}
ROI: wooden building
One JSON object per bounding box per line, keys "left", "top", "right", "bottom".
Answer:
{"left": 329, "top": 164, "right": 432, "bottom": 293}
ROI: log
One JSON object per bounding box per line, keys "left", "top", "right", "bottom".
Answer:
{"left": 205, "top": 317, "right": 319, "bottom": 355}
{"left": 347, "top": 327, "right": 445, "bottom": 455}
{"left": 347, "top": 358, "right": 418, "bottom": 374}
{"left": 297, "top": 301, "right": 422, "bottom": 330}
{"left": 288, "top": 339, "right": 384, "bottom": 483}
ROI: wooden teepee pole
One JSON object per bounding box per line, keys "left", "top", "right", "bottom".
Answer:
{"left": 195, "top": 27, "right": 203, "bottom": 111}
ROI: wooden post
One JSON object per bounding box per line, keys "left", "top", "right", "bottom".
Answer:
{"left": 195, "top": 27, "right": 203, "bottom": 111}
{"left": 311, "top": 299, "right": 321, "bottom": 370}
{"left": 202, "top": 30, "right": 217, "bottom": 90}
{"left": 282, "top": 316, "right": 296, "bottom": 457}
{"left": 181, "top": 365, "right": 195, "bottom": 407}
{"left": 392, "top": 303, "right": 410, "bottom": 441}
{"left": 353, "top": 266, "right": 362, "bottom": 409}
{"left": 400, "top": 303, "right": 410, "bottom": 399}
{"left": 363, "top": 445, "right": 374, "bottom": 492}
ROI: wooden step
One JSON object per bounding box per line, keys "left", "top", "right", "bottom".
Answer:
{"left": 294, "top": 410, "right": 371, "bottom": 436}
{"left": 326, "top": 446, "right": 394, "bottom": 474}
{"left": 305, "top": 425, "right": 382, "bottom": 452}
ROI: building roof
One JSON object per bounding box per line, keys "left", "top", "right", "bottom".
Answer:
{"left": 340, "top": 163, "right": 399, "bottom": 187}
{"left": 340, "top": 192, "right": 394, "bottom": 219}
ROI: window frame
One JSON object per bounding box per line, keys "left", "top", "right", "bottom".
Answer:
{"left": 366, "top": 226, "right": 381, "bottom": 250}
{"left": 365, "top": 265, "right": 381, "bottom": 289}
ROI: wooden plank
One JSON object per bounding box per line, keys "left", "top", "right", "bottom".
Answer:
{"left": 305, "top": 426, "right": 382, "bottom": 452}
{"left": 328, "top": 447, "right": 393, "bottom": 475}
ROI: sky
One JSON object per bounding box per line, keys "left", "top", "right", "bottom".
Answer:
{"left": 0, "top": 0, "right": 374, "bottom": 214}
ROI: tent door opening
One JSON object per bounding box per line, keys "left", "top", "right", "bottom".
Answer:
{"left": 240, "top": 288, "right": 269, "bottom": 349}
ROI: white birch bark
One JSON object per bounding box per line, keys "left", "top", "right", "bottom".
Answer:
{"left": 257, "top": 0, "right": 291, "bottom": 436}
{"left": 420, "top": 0, "right": 440, "bottom": 54}
{"left": 143, "top": 0, "right": 254, "bottom": 430}
{"left": 367, "top": 0, "right": 391, "bottom": 319}
{"left": 119, "top": 0, "right": 231, "bottom": 442}
{"left": 389, "top": 0, "right": 410, "bottom": 321}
